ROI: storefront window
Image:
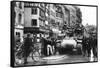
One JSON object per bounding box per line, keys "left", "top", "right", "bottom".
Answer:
{"left": 37, "top": 39, "right": 40, "bottom": 42}
{"left": 15, "top": 32, "right": 20, "bottom": 42}
{"left": 16, "top": 32, "right": 20, "bottom": 37}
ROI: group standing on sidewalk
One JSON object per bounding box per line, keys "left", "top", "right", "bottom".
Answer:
{"left": 15, "top": 31, "right": 97, "bottom": 65}
{"left": 41, "top": 36, "right": 57, "bottom": 56}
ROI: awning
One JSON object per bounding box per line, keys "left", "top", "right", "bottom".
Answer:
{"left": 24, "top": 27, "right": 45, "bottom": 33}
{"left": 58, "top": 33, "right": 65, "bottom": 36}
{"left": 52, "top": 28, "right": 61, "bottom": 34}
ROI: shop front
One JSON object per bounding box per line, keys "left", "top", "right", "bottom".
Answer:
{"left": 24, "top": 27, "right": 51, "bottom": 56}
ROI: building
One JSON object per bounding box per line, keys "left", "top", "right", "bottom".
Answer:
{"left": 61, "top": 5, "right": 70, "bottom": 33}
{"left": 55, "top": 5, "right": 64, "bottom": 32}
{"left": 49, "top": 4, "right": 56, "bottom": 29}
{"left": 62, "top": 5, "right": 80, "bottom": 36}
{"left": 43, "top": 3, "right": 51, "bottom": 38}
{"left": 48, "top": 4, "right": 64, "bottom": 38}
{"left": 14, "top": 2, "right": 24, "bottom": 42}
{"left": 24, "top": 2, "right": 50, "bottom": 43}
{"left": 23, "top": 2, "right": 81, "bottom": 40}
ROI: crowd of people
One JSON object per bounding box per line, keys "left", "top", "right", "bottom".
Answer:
{"left": 15, "top": 33, "right": 59, "bottom": 64}
{"left": 82, "top": 35, "right": 97, "bottom": 60}
{"left": 41, "top": 36, "right": 58, "bottom": 56}
{"left": 15, "top": 32, "right": 97, "bottom": 64}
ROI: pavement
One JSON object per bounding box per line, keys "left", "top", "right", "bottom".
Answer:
{"left": 26, "top": 55, "right": 67, "bottom": 64}
{"left": 42, "top": 55, "right": 67, "bottom": 60}
{"left": 15, "top": 54, "right": 97, "bottom": 66}
{"left": 25, "top": 54, "right": 94, "bottom": 66}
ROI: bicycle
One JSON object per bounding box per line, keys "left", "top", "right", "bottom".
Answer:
{"left": 14, "top": 42, "right": 24, "bottom": 65}
{"left": 15, "top": 42, "right": 42, "bottom": 65}
{"left": 31, "top": 43, "right": 41, "bottom": 62}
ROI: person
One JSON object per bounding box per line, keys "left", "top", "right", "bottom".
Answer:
{"left": 41, "top": 36, "right": 47, "bottom": 56}
{"left": 15, "top": 34, "right": 20, "bottom": 43}
{"left": 90, "top": 36, "right": 97, "bottom": 61}
{"left": 23, "top": 33, "right": 33, "bottom": 64}
{"left": 86, "top": 37, "right": 91, "bottom": 57}
{"left": 46, "top": 37, "right": 53, "bottom": 56}
{"left": 82, "top": 37, "right": 88, "bottom": 57}
{"left": 51, "top": 38, "right": 56, "bottom": 55}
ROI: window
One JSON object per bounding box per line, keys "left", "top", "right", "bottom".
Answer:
{"left": 56, "top": 12, "right": 63, "bottom": 18}
{"left": 19, "top": 2, "right": 22, "bottom": 9}
{"left": 40, "top": 3, "right": 44, "bottom": 7}
{"left": 56, "top": 22, "right": 59, "bottom": 25}
{"left": 31, "top": 19, "right": 37, "bottom": 26}
{"left": 16, "top": 32, "right": 20, "bottom": 42}
{"left": 16, "top": 32, "right": 20, "bottom": 37}
{"left": 50, "top": 10, "right": 55, "bottom": 17}
{"left": 39, "top": 20, "right": 44, "bottom": 26}
{"left": 18, "top": 13, "right": 22, "bottom": 24}
{"left": 31, "top": 8, "right": 37, "bottom": 14}
{"left": 39, "top": 10, "right": 45, "bottom": 17}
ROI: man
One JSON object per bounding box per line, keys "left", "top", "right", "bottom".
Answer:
{"left": 46, "top": 37, "right": 53, "bottom": 56}
{"left": 41, "top": 36, "right": 47, "bottom": 56}
{"left": 90, "top": 35, "right": 97, "bottom": 61}
{"left": 23, "top": 33, "right": 33, "bottom": 64}
{"left": 51, "top": 38, "right": 56, "bottom": 55}
{"left": 82, "top": 37, "right": 89, "bottom": 57}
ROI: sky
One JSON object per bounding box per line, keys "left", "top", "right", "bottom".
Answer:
{"left": 78, "top": 6, "right": 97, "bottom": 26}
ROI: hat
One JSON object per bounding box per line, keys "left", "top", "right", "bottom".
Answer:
{"left": 27, "top": 33, "right": 31, "bottom": 37}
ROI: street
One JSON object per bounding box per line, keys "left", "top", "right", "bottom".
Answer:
{"left": 25, "top": 54, "right": 92, "bottom": 66}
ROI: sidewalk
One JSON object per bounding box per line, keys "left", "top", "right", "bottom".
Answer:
{"left": 42, "top": 55, "right": 67, "bottom": 60}
{"left": 27, "top": 55, "right": 67, "bottom": 63}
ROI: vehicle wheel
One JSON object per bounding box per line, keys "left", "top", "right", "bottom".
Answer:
{"left": 31, "top": 51, "right": 40, "bottom": 62}
{"left": 77, "top": 44, "right": 82, "bottom": 55}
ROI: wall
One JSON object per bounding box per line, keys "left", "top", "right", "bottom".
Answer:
{"left": 24, "top": 7, "right": 39, "bottom": 27}
{"left": 14, "top": 2, "right": 24, "bottom": 43}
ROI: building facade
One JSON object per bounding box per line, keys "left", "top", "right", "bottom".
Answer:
{"left": 62, "top": 5, "right": 82, "bottom": 37}
{"left": 24, "top": 2, "right": 51, "bottom": 43}
{"left": 24, "top": 2, "right": 82, "bottom": 40}
{"left": 14, "top": 2, "right": 24, "bottom": 42}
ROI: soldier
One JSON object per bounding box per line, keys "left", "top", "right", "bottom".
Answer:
{"left": 82, "top": 37, "right": 90, "bottom": 57}
{"left": 90, "top": 35, "right": 97, "bottom": 61}
{"left": 82, "top": 37, "right": 87, "bottom": 56}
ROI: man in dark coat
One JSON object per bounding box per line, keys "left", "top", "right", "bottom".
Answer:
{"left": 51, "top": 38, "right": 56, "bottom": 55}
{"left": 41, "top": 37, "right": 47, "bottom": 56}
{"left": 24, "top": 33, "right": 33, "bottom": 64}
{"left": 92, "top": 38, "right": 97, "bottom": 58}
{"left": 86, "top": 37, "right": 91, "bottom": 57}
{"left": 90, "top": 36, "right": 97, "bottom": 59}
{"left": 82, "top": 37, "right": 90, "bottom": 57}
{"left": 82, "top": 37, "right": 87, "bottom": 56}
